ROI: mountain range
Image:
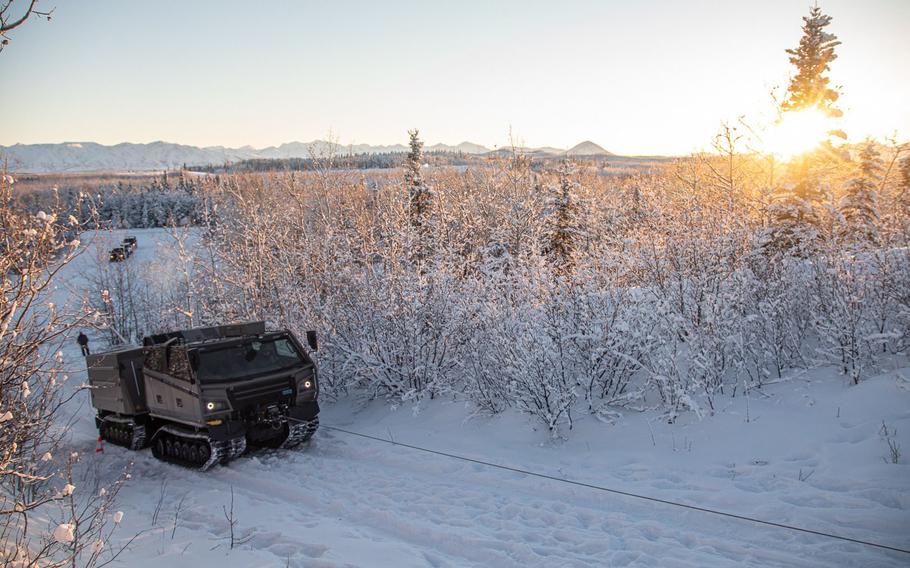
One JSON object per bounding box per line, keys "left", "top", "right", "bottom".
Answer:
{"left": 0, "top": 140, "right": 613, "bottom": 173}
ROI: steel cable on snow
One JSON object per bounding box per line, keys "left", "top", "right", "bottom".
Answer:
{"left": 321, "top": 424, "right": 910, "bottom": 556}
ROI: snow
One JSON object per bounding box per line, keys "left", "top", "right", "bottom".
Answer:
{"left": 52, "top": 524, "right": 75, "bottom": 544}
{"left": 52, "top": 229, "right": 910, "bottom": 567}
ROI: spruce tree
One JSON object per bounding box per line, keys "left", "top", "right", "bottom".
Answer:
{"left": 766, "top": 4, "right": 843, "bottom": 256}
{"left": 782, "top": 5, "right": 842, "bottom": 117}
{"left": 543, "top": 160, "right": 583, "bottom": 273}
{"left": 405, "top": 129, "right": 432, "bottom": 231}
{"left": 839, "top": 141, "right": 882, "bottom": 245}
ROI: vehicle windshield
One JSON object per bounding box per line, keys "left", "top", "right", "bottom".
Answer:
{"left": 194, "top": 336, "right": 304, "bottom": 382}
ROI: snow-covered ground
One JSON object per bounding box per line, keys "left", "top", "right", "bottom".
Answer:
{"left": 54, "top": 229, "right": 910, "bottom": 567}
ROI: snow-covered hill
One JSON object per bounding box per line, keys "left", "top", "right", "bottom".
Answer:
{"left": 0, "top": 140, "right": 624, "bottom": 173}
{"left": 567, "top": 140, "right": 614, "bottom": 156}
{"left": 0, "top": 140, "right": 495, "bottom": 173}
{"left": 0, "top": 141, "right": 246, "bottom": 173}
{"left": 50, "top": 229, "right": 910, "bottom": 567}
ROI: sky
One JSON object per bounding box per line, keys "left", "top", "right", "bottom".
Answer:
{"left": 1, "top": 0, "right": 908, "bottom": 155}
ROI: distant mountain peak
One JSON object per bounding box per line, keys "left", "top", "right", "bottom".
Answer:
{"left": 566, "top": 141, "right": 612, "bottom": 156}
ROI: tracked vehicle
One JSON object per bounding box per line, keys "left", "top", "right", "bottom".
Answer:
{"left": 108, "top": 247, "right": 126, "bottom": 262}
{"left": 86, "top": 321, "right": 320, "bottom": 470}
{"left": 122, "top": 235, "right": 137, "bottom": 253}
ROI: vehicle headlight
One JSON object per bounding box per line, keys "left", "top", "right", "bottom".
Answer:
{"left": 203, "top": 400, "right": 228, "bottom": 413}
{"left": 295, "top": 376, "right": 316, "bottom": 402}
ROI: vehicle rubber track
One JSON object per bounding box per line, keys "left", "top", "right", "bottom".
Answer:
{"left": 150, "top": 426, "right": 246, "bottom": 471}
{"left": 282, "top": 417, "right": 319, "bottom": 449}
{"left": 99, "top": 415, "right": 146, "bottom": 451}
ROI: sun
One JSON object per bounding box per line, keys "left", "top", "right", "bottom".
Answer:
{"left": 764, "top": 108, "right": 833, "bottom": 161}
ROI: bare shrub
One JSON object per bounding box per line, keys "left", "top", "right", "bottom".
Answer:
{"left": 1, "top": 172, "right": 131, "bottom": 566}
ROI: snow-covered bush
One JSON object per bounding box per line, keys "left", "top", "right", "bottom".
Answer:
{"left": 563, "top": 264, "right": 655, "bottom": 414}
{"left": 810, "top": 248, "right": 909, "bottom": 383}
{"left": 329, "top": 267, "right": 469, "bottom": 401}
{"left": 0, "top": 172, "right": 130, "bottom": 566}
{"left": 139, "top": 140, "right": 910, "bottom": 435}
{"left": 470, "top": 267, "right": 579, "bottom": 435}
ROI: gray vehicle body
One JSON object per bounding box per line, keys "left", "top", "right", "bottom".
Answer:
{"left": 87, "top": 321, "right": 319, "bottom": 467}
{"left": 86, "top": 346, "right": 147, "bottom": 416}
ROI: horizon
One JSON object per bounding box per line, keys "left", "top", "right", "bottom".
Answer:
{"left": 2, "top": 0, "right": 908, "bottom": 155}
{"left": 1, "top": 137, "right": 630, "bottom": 155}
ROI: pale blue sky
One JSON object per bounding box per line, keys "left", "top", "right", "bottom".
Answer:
{"left": 1, "top": 0, "right": 907, "bottom": 154}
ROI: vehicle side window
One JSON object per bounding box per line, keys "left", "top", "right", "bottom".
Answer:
{"left": 275, "top": 339, "right": 296, "bottom": 358}
{"left": 168, "top": 350, "right": 191, "bottom": 380}
{"left": 144, "top": 347, "right": 165, "bottom": 373}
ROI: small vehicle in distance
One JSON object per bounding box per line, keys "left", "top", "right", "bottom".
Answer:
{"left": 122, "top": 235, "right": 137, "bottom": 254}
{"left": 109, "top": 247, "right": 127, "bottom": 262}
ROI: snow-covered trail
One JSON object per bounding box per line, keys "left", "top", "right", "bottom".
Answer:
{"left": 84, "top": 409, "right": 908, "bottom": 568}
{"left": 52, "top": 229, "right": 910, "bottom": 567}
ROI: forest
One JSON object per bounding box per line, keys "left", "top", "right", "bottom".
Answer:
{"left": 86, "top": 129, "right": 910, "bottom": 434}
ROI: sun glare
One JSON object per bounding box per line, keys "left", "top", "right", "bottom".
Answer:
{"left": 764, "top": 108, "right": 833, "bottom": 161}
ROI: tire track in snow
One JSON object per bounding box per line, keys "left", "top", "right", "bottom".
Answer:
{"left": 191, "top": 432, "right": 901, "bottom": 568}
{"left": 78, "top": 425, "right": 906, "bottom": 567}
